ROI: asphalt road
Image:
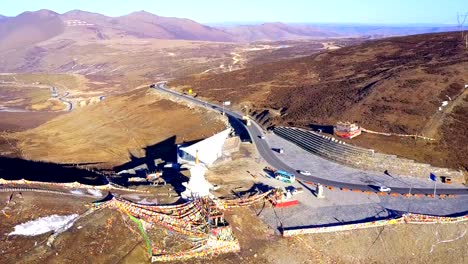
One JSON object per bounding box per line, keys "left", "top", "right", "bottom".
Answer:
{"left": 154, "top": 82, "right": 468, "bottom": 196}
{"left": 59, "top": 91, "right": 73, "bottom": 111}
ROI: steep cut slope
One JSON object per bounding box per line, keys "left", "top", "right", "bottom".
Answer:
{"left": 0, "top": 10, "right": 64, "bottom": 51}
{"left": 171, "top": 32, "right": 468, "bottom": 170}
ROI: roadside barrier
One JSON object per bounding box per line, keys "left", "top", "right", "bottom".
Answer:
{"left": 404, "top": 213, "right": 468, "bottom": 224}
{"left": 282, "top": 212, "right": 468, "bottom": 237}
{"left": 296, "top": 179, "right": 458, "bottom": 198}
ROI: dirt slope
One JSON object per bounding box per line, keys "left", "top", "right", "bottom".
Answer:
{"left": 2, "top": 191, "right": 466, "bottom": 264}
{"left": 9, "top": 88, "right": 226, "bottom": 167}
{"left": 170, "top": 32, "right": 468, "bottom": 170}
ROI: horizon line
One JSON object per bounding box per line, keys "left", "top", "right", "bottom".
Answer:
{"left": 0, "top": 8, "right": 461, "bottom": 27}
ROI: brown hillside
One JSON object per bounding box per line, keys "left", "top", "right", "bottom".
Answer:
{"left": 9, "top": 88, "right": 226, "bottom": 167}
{"left": 170, "top": 32, "right": 468, "bottom": 170}
{"left": 224, "top": 22, "right": 338, "bottom": 42}
{"left": 117, "top": 11, "right": 234, "bottom": 41}
{"left": 0, "top": 9, "right": 345, "bottom": 48}
{"left": 0, "top": 10, "right": 64, "bottom": 51}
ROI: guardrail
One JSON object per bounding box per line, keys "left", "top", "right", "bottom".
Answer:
{"left": 273, "top": 126, "right": 464, "bottom": 181}
{"left": 282, "top": 212, "right": 468, "bottom": 237}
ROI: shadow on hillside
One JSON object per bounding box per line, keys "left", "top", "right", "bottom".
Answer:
{"left": 111, "top": 136, "right": 198, "bottom": 194}
{"left": 308, "top": 124, "right": 334, "bottom": 134}
{"left": 0, "top": 157, "right": 107, "bottom": 185}
{"left": 113, "top": 136, "right": 179, "bottom": 173}
{"left": 161, "top": 170, "right": 190, "bottom": 197}
{"left": 231, "top": 182, "right": 273, "bottom": 198}
{"left": 227, "top": 115, "right": 251, "bottom": 142}
{"left": 113, "top": 136, "right": 205, "bottom": 173}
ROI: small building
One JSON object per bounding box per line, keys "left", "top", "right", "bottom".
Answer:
{"left": 334, "top": 122, "right": 361, "bottom": 139}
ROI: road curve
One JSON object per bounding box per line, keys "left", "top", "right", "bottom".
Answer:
{"left": 59, "top": 91, "right": 73, "bottom": 111}
{"left": 154, "top": 82, "right": 468, "bottom": 196}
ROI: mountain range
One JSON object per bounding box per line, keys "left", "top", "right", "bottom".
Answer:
{"left": 0, "top": 9, "right": 460, "bottom": 52}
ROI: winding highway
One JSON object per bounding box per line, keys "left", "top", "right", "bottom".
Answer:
{"left": 58, "top": 91, "right": 73, "bottom": 111}
{"left": 154, "top": 82, "right": 468, "bottom": 196}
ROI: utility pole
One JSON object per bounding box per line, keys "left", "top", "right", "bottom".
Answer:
{"left": 457, "top": 12, "right": 468, "bottom": 48}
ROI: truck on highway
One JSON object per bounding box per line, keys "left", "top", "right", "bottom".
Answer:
{"left": 242, "top": 116, "right": 251, "bottom": 126}
{"left": 274, "top": 170, "right": 295, "bottom": 183}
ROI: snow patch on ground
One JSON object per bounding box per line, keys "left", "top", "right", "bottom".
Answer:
{"left": 70, "top": 189, "right": 84, "bottom": 195}
{"left": 9, "top": 214, "right": 79, "bottom": 236}
{"left": 87, "top": 189, "right": 103, "bottom": 197}
{"left": 138, "top": 198, "right": 158, "bottom": 205}
{"left": 123, "top": 194, "right": 140, "bottom": 200}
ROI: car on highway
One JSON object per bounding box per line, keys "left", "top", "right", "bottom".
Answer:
{"left": 379, "top": 186, "right": 391, "bottom": 192}
{"left": 272, "top": 148, "right": 284, "bottom": 154}
{"left": 259, "top": 135, "right": 266, "bottom": 139}
{"left": 298, "top": 170, "right": 311, "bottom": 176}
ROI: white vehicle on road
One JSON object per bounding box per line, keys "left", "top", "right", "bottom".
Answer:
{"left": 299, "top": 170, "right": 311, "bottom": 176}
{"left": 379, "top": 186, "right": 391, "bottom": 192}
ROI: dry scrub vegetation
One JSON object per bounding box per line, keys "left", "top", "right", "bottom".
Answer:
{"left": 8, "top": 88, "right": 226, "bottom": 167}
{"left": 171, "top": 32, "right": 468, "bottom": 171}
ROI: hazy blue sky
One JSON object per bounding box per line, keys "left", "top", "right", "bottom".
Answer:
{"left": 1, "top": 0, "right": 466, "bottom": 24}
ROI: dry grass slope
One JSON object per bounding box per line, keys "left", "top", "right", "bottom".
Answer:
{"left": 171, "top": 32, "right": 468, "bottom": 171}
{"left": 9, "top": 88, "right": 226, "bottom": 167}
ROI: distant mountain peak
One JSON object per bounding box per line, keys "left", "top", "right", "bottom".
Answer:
{"left": 126, "top": 10, "right": 158, "bottom": 17}
{"left": 64, "top": 9, "right": 97, "bottom": 15}
{"left": 262, "top": 22, "right": 287, "bottom": 27}
{"left": 26, "top": 9, "right": 58, "bottom": 17}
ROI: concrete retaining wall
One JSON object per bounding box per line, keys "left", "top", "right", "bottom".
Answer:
{"left": 273, "top": 127, "right": 464, "bottom": 182}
